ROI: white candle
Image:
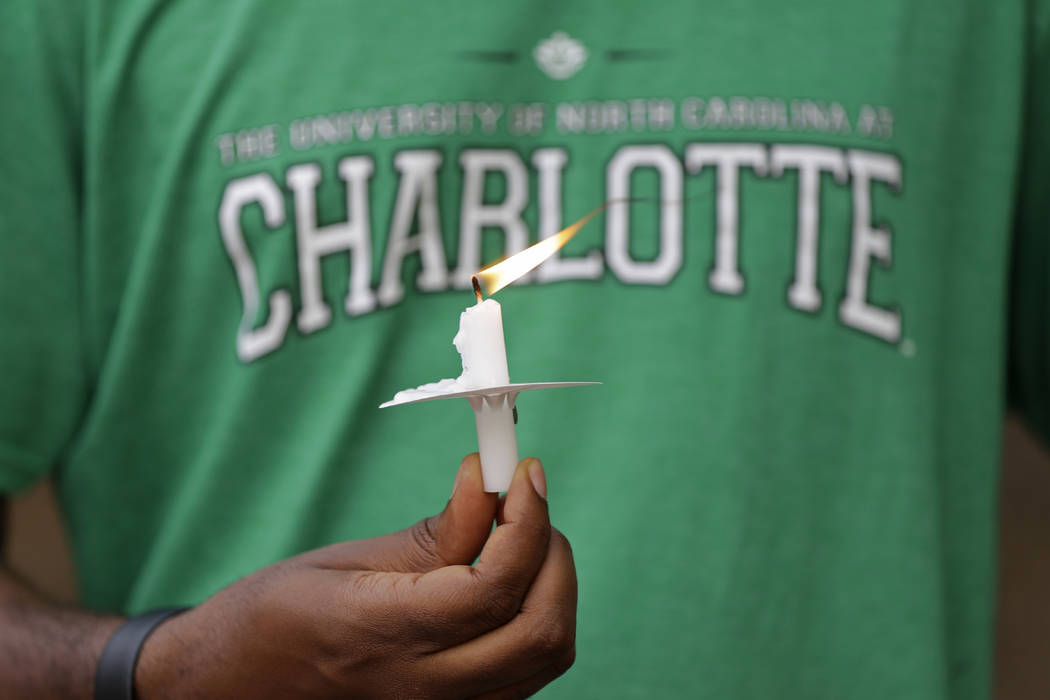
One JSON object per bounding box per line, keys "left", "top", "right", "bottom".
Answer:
{"left": 454, "top": 299, "right": 518, "bottom": 492}
{"left": 454, "top": 299, "right": 510, "bottom": 387}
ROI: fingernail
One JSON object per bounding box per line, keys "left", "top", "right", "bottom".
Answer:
{"left": 528, "top": 459, "right": 547, "bottom": 501}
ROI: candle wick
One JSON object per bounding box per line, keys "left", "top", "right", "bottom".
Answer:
{"left": 472, "top": 276, "right": 483, "bottom": 302}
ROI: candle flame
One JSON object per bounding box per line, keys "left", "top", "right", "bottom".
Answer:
{"left": 475, "top": 202, "right": 611, "bottom": 296}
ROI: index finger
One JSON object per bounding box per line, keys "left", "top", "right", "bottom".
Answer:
{"left": 420, "top": 527, "right": 577, "bottom": 698}
{"left": 406, "top": 458, "right": 551, "bottom": 641}
{"left": 472, "top": 457, "right": 551, "bottom": 594}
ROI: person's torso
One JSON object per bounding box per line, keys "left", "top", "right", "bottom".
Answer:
{"left": 64, "top": 2, "right": 1025, "bottom": 697}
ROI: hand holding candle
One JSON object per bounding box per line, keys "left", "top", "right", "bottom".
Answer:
{"left": 137, "top": 455, "right": 577, "bottom": 698}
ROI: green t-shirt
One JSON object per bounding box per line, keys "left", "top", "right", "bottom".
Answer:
{"left": 2, "top": 1, "right": 1048, "bottom": 698}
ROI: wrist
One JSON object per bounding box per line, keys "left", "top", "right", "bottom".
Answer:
{"left": 95, "top": 607, "right": 190, "bottom": 700}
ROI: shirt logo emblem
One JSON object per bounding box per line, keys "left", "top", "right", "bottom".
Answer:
{"left": 533, "top": 31, "right": 588, "bottom": 80}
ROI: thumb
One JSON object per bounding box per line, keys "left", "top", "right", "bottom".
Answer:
{"left": 309, "top": 454, "right": 498, "bottom": 573}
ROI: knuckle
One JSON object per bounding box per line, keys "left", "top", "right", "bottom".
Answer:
{"left": 476, "top": 581, "right": 522, "bottom": 628}
{"left": 529, "top": 613, "right": 576, "bottom": 660}
{"left": 520, "top": 517, "right": 551, "bottom": 543}
{"left": 549, "top": 529, "right": 576, "bottom": 566}
{"left": 407, "top": 517, "right": 445, "bottom": 568}
{"left": 550, "top": 528, "right": 571, "bottom": 553}
{"left": 554, "top": 646, "right": 577, "bottom": 677}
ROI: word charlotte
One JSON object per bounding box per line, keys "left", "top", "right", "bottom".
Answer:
{"left": 220, "top": 143, "right": 901, "bottom": 361}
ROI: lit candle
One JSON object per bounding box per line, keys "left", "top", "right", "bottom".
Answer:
{"left": 381, "top": 202, "right": 615, "bottom": 492}
{"left": 454, "top": 278, "right": 517, "bottom": 491}
{"left": 455, "top": 279, "right": 511, "bottom": 388}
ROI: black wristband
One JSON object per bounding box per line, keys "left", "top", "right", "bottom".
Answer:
{"left": 94, "top": 607, "right": 190, "bottom": 700}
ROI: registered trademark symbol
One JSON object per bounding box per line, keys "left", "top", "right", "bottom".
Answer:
{"left": 899, "top": 338, "right": 916, "bottom": 357}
